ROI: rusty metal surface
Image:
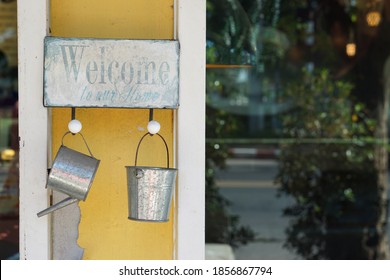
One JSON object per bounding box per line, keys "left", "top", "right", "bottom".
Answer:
{"left": 43, "top": 36, "right": 180, "bottom": 108}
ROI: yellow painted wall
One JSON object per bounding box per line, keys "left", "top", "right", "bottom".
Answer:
{"left": 50, "top": 0, "right": 175, "bottom": 259}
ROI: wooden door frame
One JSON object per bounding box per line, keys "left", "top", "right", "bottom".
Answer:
{"left": 18, "top": 0, "right": 205, "bottom": 259}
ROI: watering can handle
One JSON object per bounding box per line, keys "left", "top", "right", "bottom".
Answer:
{"left": 61, "top": 131, "right": 95, "bottom": 158}
{"left": 135, "top": 133, "right": 170, "bottom": 168}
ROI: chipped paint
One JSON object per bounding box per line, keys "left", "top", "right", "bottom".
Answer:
{"left": 44, "top": 37, "right": 180, "bottom": 108}
{"left": 52, "top": 192, "right": 84, "bottom": 259}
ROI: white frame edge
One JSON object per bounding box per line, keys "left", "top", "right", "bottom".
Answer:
{"left": 17, "top": 0, "right": 205, "bottom": 260}
{"left": 176, "top": 0, "right": 206, "bottom": 259}
{"left": 18, "top": 0, "right": 50, "bottom": 259}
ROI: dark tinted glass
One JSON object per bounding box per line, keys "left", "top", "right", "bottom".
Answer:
{"left": 206, "top": 0, "right": 390, "bottom": 260}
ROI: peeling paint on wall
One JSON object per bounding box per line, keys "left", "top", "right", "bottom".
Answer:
{"left": 52, "top": 192, "right": 84, "bottom": 260}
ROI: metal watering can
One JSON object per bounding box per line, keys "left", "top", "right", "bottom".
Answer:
{"left": 126, "top": 133, "right": 177, "bottom": 222}
{"left": 37, "top": 132, "right": 100, "bottom": 217}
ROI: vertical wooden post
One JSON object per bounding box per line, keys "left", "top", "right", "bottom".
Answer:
{"left": 18, "top": 0, "right": 50, "bottom": 259}
{"left": 176, "top": 0, "right": 206, "bottom": 259}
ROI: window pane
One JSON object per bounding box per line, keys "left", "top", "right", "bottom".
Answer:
{"left": 206, "top": 0, "right": 390, "bottom": 260}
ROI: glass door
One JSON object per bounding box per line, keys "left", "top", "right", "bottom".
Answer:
{"left": 206, "top": 0, "right": 390, "bottom": 260}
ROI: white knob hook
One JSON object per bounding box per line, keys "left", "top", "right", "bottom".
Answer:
{"left": 147, "top": 109, "right": 161, "bottom": 135}
{"left": 68, "top": 108, "right": 82, "bottom": 134}
{"left": 147, "top": 120, "right": 161, "bottom": 135}
{"left": 68, "top": 119, "right": 82, "bottom": 134}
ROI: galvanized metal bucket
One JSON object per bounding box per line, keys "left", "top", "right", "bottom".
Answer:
{"left": 126, "top": 133, "right": 177, "bottom": 222}
{"left": 37, "top": 132, "right": 100, "bottom": 217}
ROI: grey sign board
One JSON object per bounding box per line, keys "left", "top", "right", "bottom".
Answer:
{"left": 43, "top": 37, "right": 179, "bottom": 108}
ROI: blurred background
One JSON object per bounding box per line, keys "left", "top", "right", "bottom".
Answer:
{"left": 0, "top": 0, "right": 18, "bottom": 260}
{"left": 205, "top": 0, "right": 390, "bottom": 259}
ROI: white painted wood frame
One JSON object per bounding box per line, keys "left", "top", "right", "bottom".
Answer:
{"left": 18, "top": 0, "right": 51, "bottom": 259}
{"left": 175, "top": 0, "right": 206, "bottom": 259}
{"left": 17, "top": 0, "right": 205, "bottom": 259}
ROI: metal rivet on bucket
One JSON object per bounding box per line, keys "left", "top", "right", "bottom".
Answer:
{"left": 125, "top": 132, "right": 177, "bottom": 222}
{"left": 37, "top": 131, "right": 100, "bottom": 217}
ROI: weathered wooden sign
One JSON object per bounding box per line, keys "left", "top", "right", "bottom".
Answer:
{"left": 43, "top": 37, "right": 180, "bottom": 108}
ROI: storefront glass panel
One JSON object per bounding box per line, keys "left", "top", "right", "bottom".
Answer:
{"left": 206, "top": 0, "right": 390, "bottom": 259}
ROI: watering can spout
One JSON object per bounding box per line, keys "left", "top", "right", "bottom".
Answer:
{"left": 37, "top": 196, "right": 79, "bottom": 217}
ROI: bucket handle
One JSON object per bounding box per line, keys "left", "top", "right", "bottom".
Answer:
{"left": 135, "top": 133, "right": 170, "bottom": 168}
{"left": 62, "top": 131, "right": 95, "bottom": 158}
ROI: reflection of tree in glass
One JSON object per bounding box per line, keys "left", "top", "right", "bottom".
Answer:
{"left": 276, "top": 69, "right": 389, "bottom": 259}
{"left": 206, "top": 105, "right": 255, "bottom": 248}
{"left": 206, "top": 0, "right": 390, "bottom": 258}
{"left": 274, "top": 0, "right": 390, "bottom": 259}
{"left": 206, "top": 0, "right": 257, "bottom": 248}
{"left": 206, "top": 0, "right": 256, "bottom": 65}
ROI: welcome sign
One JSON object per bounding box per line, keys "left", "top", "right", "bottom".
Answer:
{"left": 43, "top": 37, "right": 179, "bottom": 108}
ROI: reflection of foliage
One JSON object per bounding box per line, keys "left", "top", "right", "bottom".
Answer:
{"left": 206, "top": 0, "right": 255, "bottom": 65}
{"left": 276, "top": 69, "right": 390, "bottom": 259}
{"left": 280, "top": 69, "right": 376, "bottom": 139}
{"left": 206, "top": 0, "right": 255, "bottom": 248}
{"left": 206, "top": 67, "right": 251, "bottom": 115}
{"left": 205, "top": 106, "right": 255, "bottom": 248}
{"left": 206, "top": 0, "right": 390, "bottom": 259}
